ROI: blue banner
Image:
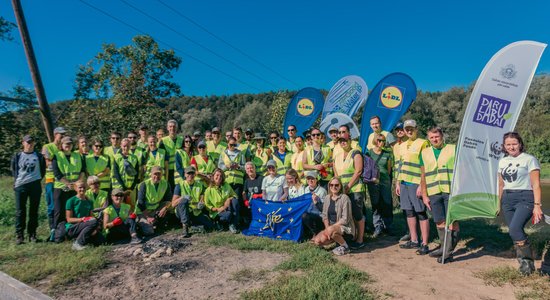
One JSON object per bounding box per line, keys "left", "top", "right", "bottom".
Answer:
{"left": 242, "top": 194, "right": 312, "bottom": 242}
{"left": 359, "top": 73, "right": 417, "bottom": 151}
{"left": 283, "top": 88, "right": 324, "bottom": 138}
{"left": 322, "top": 75, "right": 368, "bottom": 120}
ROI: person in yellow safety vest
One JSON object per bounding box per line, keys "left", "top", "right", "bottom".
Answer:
{"left": 392, "top": 122, "right": 412, "bottom": 243}
{"left": 42, "top": 126, "right": 66, "bottom": 235}
{"left": 85, "top": 139, "right": 111, "bottom": 192}
{"left": 103, "top": 188, "right": 141, "bottom": 244}
{"left": 420, "top": 126, "right": 458, "bottom": 263}
{"left": 204, "top": 168, "right": 239, "bottom": 233}
{"left": 158, "top": 119, "right": 183, "bottom": 190}
{"left": 272, "top": 137, "right": 293, "bottom": 176}
{"left": 252, "top": 133, "right": 271, "bottom": 175}
{"left": 291, "top": 136, "right": 307, "bottom": 184}
{"left": 85, "top": 176, "right": 109, "bottom": 218}
{"left": 286, "top": 125, "right": 299, "bottom": 153}
{"left": 137, "top": 125, "right": 149, "bottom": 152}
{"left": 174, "top": 135, "right": 193, "bottom": 185}
{"left": 233, "top": 127, "right": 252, "bottom": 161}
{"left": 128, "top": 131, "right": 145, "bottom": 179}
{"left": 333, "top": 136, "right": 366, "bottom": 250}
{"left": 156, "top": 128, "right": 165, "bottom": 147}
{"left": 192, "top": 131, "right": 202, "bottom": 148}
{"left": 268, "top": 131, "right": 280, "bottom": 154}
{"left": 172, "top": 166, "right": 214, "bottom": 237}
{"left": 104, "top": 131, "right": 122, "bottom": 168}
{"left": 395, "top": 119, "right": 431, "bottom": 255}
{"left": 136, "top": 166, "right": 173, "bottom": 236}
{"left": 191, "top": 140, "right": 216, "bottom": 182}
{"left": 332, "top": 125, "right": 362, "bottom": 160}
{"left": 366, "top": 116, "right": 396, "bottom": 151}
{"left": 218, "top": 137, "right": 246, "bottom": 211}
{"left": 52, "top": 136, "right": 86, "bottom": 235}
{"left": 206, "top": 127, "right": 227, "bottom": 166}
{"left": 244, "top": 128, "right": 256, "bottom": 153}
{"left": 143, "top": 135, "right": 169, "bottom": 181}
{"left": 112, "top": 138, "right": 140, "bottom": 212}
{"left": 326, "top": 126, "right": 339, "bottom": 150}
{"left": 303, "top": 127, "right": 333, "bottom": 187}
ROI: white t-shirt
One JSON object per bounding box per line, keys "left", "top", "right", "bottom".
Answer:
{"left": 498, "top": 153, "right": 540, "bottom": 190}
{"left": 285, "top": 184, "right": 308, "bottom": 199}
{"left": 262, "top": 174, "right": 285, "bottom": 201}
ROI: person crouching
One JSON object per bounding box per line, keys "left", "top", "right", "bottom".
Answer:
{"left": 103, "top": 188, "right": 141, "bottom": 244}
{"left": 136, "top": 166, "right": 173, "bottom": 236}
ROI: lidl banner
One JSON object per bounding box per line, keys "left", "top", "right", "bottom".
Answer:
{"left": 242, "top": 194, "right": 312, "bottom": 242}
{"left": 283, "top": 88, "right": 324, "bottom": 138}
{"left": 446, "top": 41, "right": 546, "bottom": 225}
{"left": 321, "top": 75, "right": 368, "bottom": 120}
{"left": 358, "top": 73, "right": 417, "bottom": 150}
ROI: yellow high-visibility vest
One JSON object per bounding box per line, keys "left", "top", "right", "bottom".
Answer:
{"left": 421, "top": 144, "right": 455, "bottom": 196}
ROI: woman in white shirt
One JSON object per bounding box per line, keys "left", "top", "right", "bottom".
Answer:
{"left": 497, "top": 132, "right": 542, "bottom": 275}
{"left": 281, "top": 168, "right": 307, "bottom": 201}
{"left": 262, "top": 160, "right": 285, "bottom": 201}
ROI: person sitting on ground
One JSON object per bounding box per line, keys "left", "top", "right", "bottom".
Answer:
{"left": 85, "top": 176, "right": 109, "bottom": 219}
{"left": 204, "top": 168, "right": 239, "bottom": 233}
{"left": 172, "top": 166, "right": 214, "bottom": 237}
{"left": 65, "top": 180, "right": 102, "bottom": 250}
{"left": 136, "top": 166, "right": 173, "bottom": 236}
{"left": 312, "top": 177, "right": 355, "bottom": 256}
{"left": 280, "top": 168, "right": 307, "bottom": 201}
{"left": 103, "top": 188, "right": 141, "bottom": 244}
{"left": 262, "top": 160, "right": 285, "bottom": 202}
{"left": 301, "top": 170, "right": 328, "bottom": 239}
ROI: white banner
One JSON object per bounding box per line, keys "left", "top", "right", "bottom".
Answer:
{"left": 322, "top": 75, "right": 368, "bottom": 120}
{"left": 447, "top": 41, "right": 546, "bottom": 225}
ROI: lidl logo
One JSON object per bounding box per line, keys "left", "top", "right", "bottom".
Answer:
{"left": 380, "top": 86, "right": 403, "bottom": 109}
{"left": 297, "top": 98, "right": 314, "bottom": 116}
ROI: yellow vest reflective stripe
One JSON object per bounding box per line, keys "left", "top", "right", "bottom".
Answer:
{"left": 291, "top": 151, "right": 306, "bottom": 184}
{"left": 44, "top": 143, "right": 60, "bottom": 181}
{"left": 393, "top": 142, "right": 403, "bottom": 179}
{"left": 204, "top": 183, "right": 235, "bottom": 218}
{"left": 252, "top": 148, "right": 269, "bottom": 174}
{"left": 421, "top": 144, "right": 455, "bottom": 196}
{"left": 144, "top": 148, "right": 166, "bottom": 178}
{"left": 272, "top": 151, "right": 292, "bottom": 175}
{"left": 221, "top": 151, "right": 245, "bottom": 184}
{"left": 144, "top": 179, "right": 168, "bottom": 211}
{"left": 103, "top": 203, "right": 131, "bottom": 235}
{"left": 193, "top": 154, "right": 215, "bottom": 175}
{"left": 174, "top": 150, "right": 191, "bottom": 184}
{"left": 86, "top": 154, "right": 110, "bottom": 190}
{"left": 306, "top": 145, "right": 333, "bottom": 180}
{"left": 177, "top": 180, "right": 205, "bottom": 216}
{"left": 398, "top": 138, "right": 427, "bottom": 184}
{"left": 334, "top": 150, "right": 364, "bottom": 193}
{"left": 162, "top": 136, "right": 183, "bottom": 169}
{"left": 54, "top": 152, "right": 82, "bottom": 189}
{"left": 111, "top": 153, "right": 138, "bottom": 189}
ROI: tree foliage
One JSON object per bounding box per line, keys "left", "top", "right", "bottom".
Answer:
{"left": 0, "top": 16, "right": 16, "bottom": 42}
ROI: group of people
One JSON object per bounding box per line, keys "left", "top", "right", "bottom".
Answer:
{"left": 11, "top": 116, "right": 547, "bottom": 275}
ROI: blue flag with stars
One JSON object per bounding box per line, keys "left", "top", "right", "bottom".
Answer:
{"left": 242, "top": 194, "right": 312, "bottom": 242}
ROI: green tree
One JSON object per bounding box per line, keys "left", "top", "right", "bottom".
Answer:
{"left": 265, "top": 91, "right": 291, "bottom": 134}
{"left": 233, "top": 101, "right": 270, "bottom": 133}
{"left": 0, "top": 16, "right": 16, "bottom": 41}
{"left": 179, "top": 107, "right": 216, "bottom": 135}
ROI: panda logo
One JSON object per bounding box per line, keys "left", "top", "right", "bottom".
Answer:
{"left": 490, "top": 141, "right": 503, "bottom": 156}
{"left": 501, "top": 163, "right": 520, "bottom": 183}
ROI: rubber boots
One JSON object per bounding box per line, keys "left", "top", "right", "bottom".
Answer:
{"left": 451, "top": 230, "right": 460, "bottom": 252}
{"left": 436, "top": 229, "right": 454, "bottom": 263}
{"left": 429, "top": 227, "right": 445, "bottom": 257}
{"left": 515, "top": 242, "right": 535, "bottom": 275}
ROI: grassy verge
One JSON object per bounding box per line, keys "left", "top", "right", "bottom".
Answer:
{"left": 0, "top": 177, "right": 108, "bottom": 292}
{"left": 207, "top": 233, "right": 375, "bottom": 299}
{"left": 475, "top": 266, "right": 550, "bottom": 300}
{"left": 540, "top": 163, "right": 550, "bottom": 180}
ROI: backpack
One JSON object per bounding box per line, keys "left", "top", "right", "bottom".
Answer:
{"left": 361, "top": 153, "right": 382, "bottom": 183}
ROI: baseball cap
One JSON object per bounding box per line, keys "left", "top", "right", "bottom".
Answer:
{"left": 112, "top": 188, "right": 125, "bottom": 196}
{"left": 22, "top": 135, "right": 34, "bottom": 142}
{"left": 394, "top": 122, "right": 404, "bottom": 130}
{"left": 266, "top": 159, "right": 276, "bottom": 168}
{"left": 328, "top": 126, "right": 338, "bottom": 133}
{"left": 151, "top": 166, "right": 162, "bottom": 174}
{"left": 185, "top": 166, "right": 196, "bottom": 174}
{"left": 304, "top": 170, "right": 319, "bottom": 179}
{"left": 193, "top": 131, "right": 201, "bottom": 136}
{"left": 211, "top": 127, "right": 220, "bottom": 133}
{"left": 403, "top": 120, "right": 417, "bottom": 128}
{"left": 61, "top": 136, "right": 73, "bottom": 144}
{"left": 197, "top": 140, "right": 206, "bottom": 148}
{"left": 54, "top": 127, "right": 67, "bottom": 134}
{"left": 245, "top": 128, "right": 253, "bottom": 134}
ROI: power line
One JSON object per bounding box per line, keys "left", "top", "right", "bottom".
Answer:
{"left": 78, "top": 0, "right": 262, "bottom": 92}
{"left": 118, "top": 0, "right": 281, "bottom": 90}
{"left": 156, "top": 0, "right": 301, "bottom": 88}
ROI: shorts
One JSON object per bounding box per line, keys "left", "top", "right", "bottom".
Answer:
{"left": 399, "top": 183, "right": 425, "bottom": 213}
{"left": 429, "top": 193, "right": 449, "bottom": 223}
{"left": 348, "top": 192, "right": 365, "bottom": 221}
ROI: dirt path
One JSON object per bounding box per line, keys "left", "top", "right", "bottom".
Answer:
{"left": 338, "top": 237, "right": 520, "bottom": 300}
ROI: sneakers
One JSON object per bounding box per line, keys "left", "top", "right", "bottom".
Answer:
{"left": 48, "top": 229, "right": 55, "bottom": 242}
{"left": 399, "top": 233, "right": 411, "bottom": 242}
{"left": 332, "top": 245, "right": 351, "bottom": 256}
{"left": 229, "top": 224, "right": 239, "bottom": 234}
{"left": 28, "top": 234, "right": 40, "bottom": 243}
{"left": 416, "top": 244, "right": 430, "bottom": 255}
{"left": 348, "top": 241, "right": 365, "bottom": 250}
{"left": 16, "top": 235, "right": 24, "bottom": 245}
{"left": 130, "top": 236, "right": 142, "bottom": 245}
{"left": 72, "top": 241, "right": 87, "bottom": 251}
{"left": 372, "top": 227, "right": 383, "bottom": 238}
{"left": 182, "top": 224, "right": 190, "bottom": 238}
{"left": 399, "top": 240, "right": 419, "bottom": 249}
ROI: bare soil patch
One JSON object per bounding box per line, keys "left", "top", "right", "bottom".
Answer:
{"left": 51, "top": 233, "right": 287, "bottom": 300}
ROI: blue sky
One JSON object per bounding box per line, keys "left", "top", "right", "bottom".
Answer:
{"left": 1, "top": 0, "right": 549, "bottom": 102}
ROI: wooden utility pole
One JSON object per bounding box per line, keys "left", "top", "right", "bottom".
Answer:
{"left": 11, "top": 0, "right": 55, "bottom": 142}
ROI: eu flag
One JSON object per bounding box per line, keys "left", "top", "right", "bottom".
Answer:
{"left": 242, "top": 194, "right": 312, "bottom": 242}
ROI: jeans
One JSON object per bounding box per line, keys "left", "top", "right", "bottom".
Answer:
{"left": 302, "top": 212, "right": 324, "bottom": 237}
{"left": 502, "top": 190, "right": 534, "bottom": 242}
{"left": 67, "top": 219, "right": 100, "bottom": 246}
{"left": 175, "top": 197, "right": 214, "bottom": 230}
{"left": 45, "top": 182, "right": 54, "bottom": 229}
{"left": 216, "top": 197, "right": 240, "bottom": 227}
{"left": 14, "top": 180, "right": 42, "bottom": 237}
{"left": 367, "top": 182, "right": 393, "bottom": 231}
{"left": 53, "top": 188, "right": 76, "bottom": 229}
{"left": 106, "top": 218, "right": 137, "bottom": 242}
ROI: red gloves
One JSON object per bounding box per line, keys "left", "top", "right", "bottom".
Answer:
{"left": 112, "top": 217, "right": 123, "bottom": 226}
{"left": 81, "top": 216, "right": 94, "bottom": 222}
{"left": 129, "top": 213, "right": 137, "bottom": 219}
{"left": 319, "top": 166, "right": 328, "bottom": 178}
{"left": 244, "top": 199, "right": 250, "bottom": 208}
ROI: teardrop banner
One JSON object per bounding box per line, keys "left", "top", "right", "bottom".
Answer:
{"left": 283, "top": 87, "right": 324, "bottom": 138}
{"left": 319, "top": 112, "right": 360, "bottom": 140}
{"left": 322, "top": 75, "right": 368, "bottom": 121}
{"left": 358, "top": 72, "right": 417, "bottom": 151}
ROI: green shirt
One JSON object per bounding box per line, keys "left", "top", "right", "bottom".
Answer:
{"left": 65, "top": 196, "right": 93, "bottom": 229}
{"left": 419, "top": 145, "right": 444, "bottom": 167}
{"left": 368, "top": 148, "right": 393, "bottom": 183}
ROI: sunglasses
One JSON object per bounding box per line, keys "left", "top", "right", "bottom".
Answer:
{"left": 287, "top": 128, "right": 296, "bottom": 132}
{"left": 329, "top": 184, "right": 340, "bottom": 188}
{"left": 311, "top": 133, "right": 321, "bottom": 137}
{"left": 270, "top": 136, "right": 277, "bottom": 139}
{"left": 198, "top": 146, "right": 206, "bottom": 149}
{"left": 338, "top": 131, "right": 348, "bottom": 134}
{"left": 93, "top": 144, "right": 103, "bottom": 148}
{"left": 114, "top": 194, "right": 124, "bottom": 197}
{"left": 111, "top": 137, "right": 120, "bottom": 140}
{"left": 377, "top": 139, "right": 386, "bottom": 142}
{"left": 184, "top": 140, "right": 192, "bottom": 143}
{"left": 229, "top": 144, "right": 237, "bottom": 147}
